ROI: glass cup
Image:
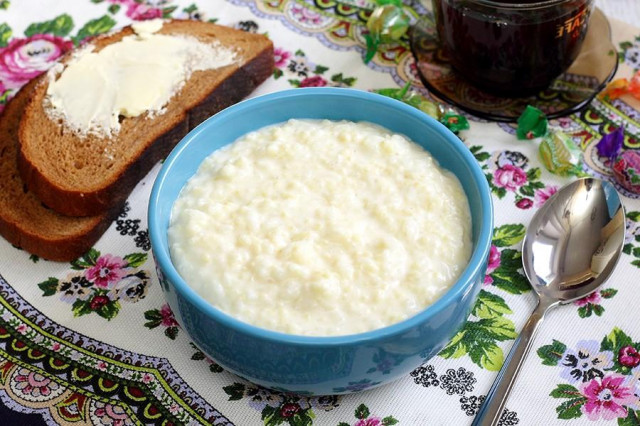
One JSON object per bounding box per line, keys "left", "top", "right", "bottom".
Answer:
{"left": 431, "top": 0, "right": 595, "bottom": 96}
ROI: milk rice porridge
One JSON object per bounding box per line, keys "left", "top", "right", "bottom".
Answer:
{"left": 168, "top": 119, "right": 472, "bottom": 336}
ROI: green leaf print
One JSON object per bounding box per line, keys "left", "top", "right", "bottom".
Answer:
{"left": 355, "top": 404, "right": 370, "bottom": 420}
{"left": 124, "top": 252, "right": 147, "bottom": 268}
{"left": 314, "top": 65, "right": 328, "bottom": 74}
{"left": 549, "top": 384, "right": 586, "bottom": 419}
{"left": 628, "top": 211, "right": 640, "bottom": 221}
{"left": 439, "top": 330, "right": 467, "bottom": 359}
{"left": 472, "top": 290, "right": 512, "bottom": 319}
{"left": 331, "top": 72, "right": 356, "bottom": 87}
{"left": 38, "top": 277, "right": 59, "bottom": 297}
{"left": 492, "top": 224, "right": 526, "bottom": 247}
{"left": 468, "top": 340, "right": 504, "bottom": 371}
{"left": 95, "top": 300, "right": 120, "bottom": 320}
{"left": 601, "top": 327, "right": 634, "bottom": 352}
{"left": 470, "top": 145, "right": 491, "bottom": 162}
{"left": 600, "top": 327, "right": 640, "bottom": 374}
{"left": 550, "top": 383, "right": 581, "bottom": 398}
{"left": 472, "top": 316, "right": 518, "bottom": 341}
{"left": 491, "top": 249, "right": 530, "bottom": 294}
{"left": 164, "top": 327, "right": 178, "bottom": 340}
{"left": 525, "top": 167, "right": 541, "bottom": 181}
{"left": 0, "top": 1, "right": 9, "bottom": 10}
{"left": 223, "top": 383, "right": 246, "bottom": 400}
{"left": 382, "top": 416, "right": 399, "bottom": 425}
{"left": 440, "top": 317, "right": 516, "bottom": 371}
{"left": 143, "top": 309, "right": 162, "bottom": 328}
{"left": 71, "top": 248, "right": 100, "bottom": 270}
{"left": 601, "top": 288, "right": 618, "bottom": 298}
{"left": 577, "top": 304, "right": 591, "bottom": 318}
{"left": 25, "top": 14, "right": 73, "bottom": 37}
{"left": 71, "top": 299, "right": 92, "bottom": 317}
{"left": 74, "top": 15, "right": 116, "bottom": 44}
{"left": 619, "top": 407, "right": 640, "bottom": 426}
{"left": 537, "top": 340, "right": 566, "bottom": 366}
{"left": 0, "top": 23, "right": 11, "bottom": 47}
{"left": 108, "top": 4, "right": 120, "bottom": 14}
{"left": 556, "top": 398, "right": 586, "bottom": 419}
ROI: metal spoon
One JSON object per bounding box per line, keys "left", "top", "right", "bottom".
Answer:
{"left": 472, "top": 177, "right": 626, "bottom": 426}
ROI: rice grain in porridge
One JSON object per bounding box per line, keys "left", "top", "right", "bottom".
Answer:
{"left": 168, "top": 119, "right": 472, "bottom": 336}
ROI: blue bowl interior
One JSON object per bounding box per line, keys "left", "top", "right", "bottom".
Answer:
{"left": 149, "top": 88, "right": 493, "bottom": 344}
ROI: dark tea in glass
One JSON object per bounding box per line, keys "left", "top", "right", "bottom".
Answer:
{"left": 431, "top": 0, "right": 594, "bottom": 96}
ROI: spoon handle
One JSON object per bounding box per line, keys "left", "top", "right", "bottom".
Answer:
{"left": 472, "top": 297, "right": 556, "bottom": 426}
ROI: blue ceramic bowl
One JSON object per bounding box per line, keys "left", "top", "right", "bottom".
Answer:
{"left": 149, "top": 88, "right": 493, "bottom": 395}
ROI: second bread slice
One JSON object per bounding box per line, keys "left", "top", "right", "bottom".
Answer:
{"left": 18, "top": 20, "right": 274, "bottom": 217}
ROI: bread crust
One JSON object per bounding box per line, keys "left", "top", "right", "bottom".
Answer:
{"left": 0, "top": 80, "right": 120, "bottom": 261}
{"left": 17, "top": 20, "right": 274, "bottom": 217}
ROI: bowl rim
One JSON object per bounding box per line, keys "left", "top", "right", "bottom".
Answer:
{"left": 149, "top": 87, "right": 494, "bottom": 346}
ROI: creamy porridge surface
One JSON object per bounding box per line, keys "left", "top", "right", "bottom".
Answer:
{"left": 168, "top": 119, "right": 472, "bottom": 336}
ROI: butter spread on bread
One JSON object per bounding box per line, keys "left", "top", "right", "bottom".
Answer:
{"left": 46, "top": 19, "right": 238, "bottom": 138}
{"left": 18, "top": 20, "right": 274, "bottom": 217}
{"left": 0, "top": 80, "right": 120, "bottom": 261}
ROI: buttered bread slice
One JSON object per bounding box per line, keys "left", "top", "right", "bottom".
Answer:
{"left": 18, "top": 19, "right": 274, "bottom": 217}
{"left": 0, "top": 80, "right": 119, "bottom": 261}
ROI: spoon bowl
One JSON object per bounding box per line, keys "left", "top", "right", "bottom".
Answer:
{"left": 473, "top": 178, "right": 625, "bottom": 426}
{"left": 522, "top": 178, "right": 625, "bottom": 303}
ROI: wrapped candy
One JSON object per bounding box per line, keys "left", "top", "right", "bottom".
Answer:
{"left": 599, "top": 70, "right": 640, "bottom": 101}
{"left": 374, "top": 83, "right": 469, "bottom": 134}
{"left": 364, "top": 0, "right": 410, "bottom": 63}
{"left": 440, "top": 111, "right": 469, "bottom": 134}
{"left": 613, "top": 150, "right": 640, "bottom": 194}
{"left": 539, "top": 131, "right": 587, "bottom": 177}
{"left": 374, "top": 82, "right": 441, "bottom": 119}
{"left": 596, "top": 126, "right": 624, "bottom": 162}
{"left": 516, "top": 105, "right": 548, "bottom": 140}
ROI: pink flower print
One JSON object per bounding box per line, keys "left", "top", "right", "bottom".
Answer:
{"left": 483, "top": 245, "right": 500, "bottom": 285}
{"left": 355, "top": 418, "right": 382, "bottom": 426}
{"left": 0, "top": 34, "right": 73, "bottom": 90}
{"left": 534, "top": 185, "right": 558, "bottom": 207}
{"left": 493, "top": 165, "right": 527, "bottom": 191}
{"left": 85, "top": 255, "right": 126, "bottom": 288}
{"left": 160, "top": 303, "right": 178, "bottom": 327}
{"left": 16, "top": 324, "right": 27, "bottom": 335}
{"left": 619, "top": 346, "right": 640, "bottom": 368}
{"left": 96, "top": 361, "right": 108, "bottom": 371}
{"left": 299, "top": 75, "right": 327, "bottom": 87}
{"left": 51, "top": 342, "right": 61, "bottom": 352}
{"left": 515, "top": 198, "right": 533, "bottom": 209}
{"left": 581, "top": 374, "right": 635, "bottom": 420}
{"left": 274, "top": 48, "right": 291, "bottom": 68}
{"left": 142, "top": 373, "right": 154, "bottom": 384}
{"left": 574, "top": 291, "right": 601, "bottom": 307}
{"left": 125, "top": 2, "right": 163, "bottom": 20}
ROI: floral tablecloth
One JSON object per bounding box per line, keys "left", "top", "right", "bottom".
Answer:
{"left": 1, "top": 0, "right": 640, "bottom": 425}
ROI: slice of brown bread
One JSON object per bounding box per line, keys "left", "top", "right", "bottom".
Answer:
{"left": 0, "top": 80, "right": 120, "bottom": 261}
{"left": 18, "top": 20, "right": 274, "bottom": 217}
